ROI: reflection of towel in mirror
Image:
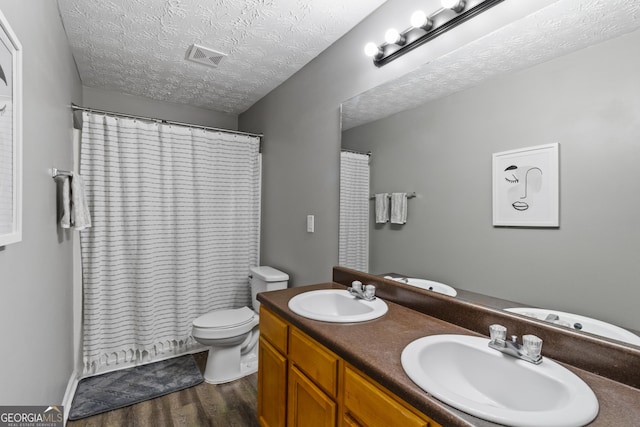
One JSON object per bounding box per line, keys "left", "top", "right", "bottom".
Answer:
{"left": 390, "top": 192, "right": 407, "bottom": 224}
{"left": 375, "top": 193, "right": 389, "bottom": 223}
{"left": 60, "top": 173, "right": 92, "bottom": 230}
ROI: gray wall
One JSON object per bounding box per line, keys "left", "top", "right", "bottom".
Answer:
{"left": 0, "top": 1, "right": 82, "bottom": 404}
{"left": 239, "top": 0, "right": 554, "bottom": 286}
{"left": 342, "top": 28, "right": 640, "bottom": 331}
{"left": 83, "top": 86, "right": 238, "bottom": 130}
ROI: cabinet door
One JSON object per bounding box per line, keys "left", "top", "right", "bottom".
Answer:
{"left": 258, "top": 336, "right": 288, "bottom": 427}
{"left": 288, "top": 365, "right": 337, "bottom": 427}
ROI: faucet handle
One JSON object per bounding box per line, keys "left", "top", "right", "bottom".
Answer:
{"left": 489, "top": 324, "right": 507, "bottom": 342}
{"left": 364, "top": 284, "right": 376, "bottom": 299}
{"left": 351, "top": 280, "right": 363, "bottom": 292}
{"left": 523, "top": 334, "right": 543, "bottom": 358}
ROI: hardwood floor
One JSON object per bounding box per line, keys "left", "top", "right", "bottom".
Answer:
{"left": 67, "top": 352, "right": 260, "bottom": 427}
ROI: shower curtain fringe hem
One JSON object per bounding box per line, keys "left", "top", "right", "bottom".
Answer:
{"left": 82, "top": 336, "right": 202, "bottom": 377}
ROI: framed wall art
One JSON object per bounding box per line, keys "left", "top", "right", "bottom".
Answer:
{"left": 0, "top": 10, "right": 22, "bottom": 246}
{"left": 492, "top": 143, "right": 559, "bottom": 227}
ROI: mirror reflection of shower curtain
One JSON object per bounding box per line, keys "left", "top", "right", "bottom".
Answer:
{"left": 78, "top": 112, "right": 261, "bottom": 375}
{"left": 339, "top": 151, "right": 369, "bottom": 273}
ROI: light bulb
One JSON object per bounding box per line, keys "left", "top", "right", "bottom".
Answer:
{"left": 384, "top": 28, "right": 405, "bottom": 45}
{"left": 364, "top": 42, "right": 381, "bottom": 58}
{"left": 410, "top": 10, "right": 433, "bottom": 30}
{"left": 441, "top": 0, "right": 465, "bottom": 12}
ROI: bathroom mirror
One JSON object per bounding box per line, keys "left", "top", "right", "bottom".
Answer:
{"left": 339, "top": 3, "right": 640, "bottom": 348}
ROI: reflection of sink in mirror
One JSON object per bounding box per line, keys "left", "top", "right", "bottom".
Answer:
{"left": 288, "top": 289, "right": 388, "bottom": 323}
{"left": 402, "top": 334, "right": 598, "bottom": 427}
{"left": 385, "top": 276, "right": 457, "bottom": 297}
{"left": 506, "top": 308, "right": 640, "bottom": 346}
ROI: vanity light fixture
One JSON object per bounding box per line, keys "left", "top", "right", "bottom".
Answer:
{"left": 364, "top": 0, "right": 504, "bottom": 67}
{"left": 442, "top": 0, "right": 466, "bottom": 13}
{"left": 384, "top": 28, "right": 406, "bottom": 45}
{"left": 364, "top": 42, "right": 383, "bottom": 59}
{"left": 410, "top": 10, "right": 433, "bottom": 31}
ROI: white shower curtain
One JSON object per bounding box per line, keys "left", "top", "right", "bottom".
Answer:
{"left": 79, "top": 112, "right": 261, "bottom": 374}
{"left": 339, "top": 151, "right": 370, "bottom": 273}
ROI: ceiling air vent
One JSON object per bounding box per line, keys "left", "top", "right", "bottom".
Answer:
{"left": 186, "top": 44, "right": 227, "bottom": 68}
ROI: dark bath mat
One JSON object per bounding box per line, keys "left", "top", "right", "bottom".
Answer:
{"left": 69, "top": 354, "right": 204, "bottom": 420}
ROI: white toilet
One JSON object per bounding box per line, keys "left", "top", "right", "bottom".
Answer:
{"left": 191, "top": 266, "right": 289, "bottom": 384}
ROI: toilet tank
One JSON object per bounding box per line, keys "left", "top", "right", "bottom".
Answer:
{"left": 249, "top": 266, "right": 289, "bottom": 312}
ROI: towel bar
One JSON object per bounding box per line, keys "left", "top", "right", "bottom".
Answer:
{"left": 369, "top": 192, "right": 417, "bottom": 200}
{"left": 52, "top": 167, "right": 72, "bottom": 179}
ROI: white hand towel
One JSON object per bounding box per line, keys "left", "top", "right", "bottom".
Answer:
{"left": 390, "top": 192, "right": 407, "bottom": 224}
{"left": 60, "top": 176, "right": 72, "bottom": 228}
{"left": 375, "top": 193, "right": 389, "bottom": 223}
{"left": 71, "top": 172, "right": 92, "bottom": 230}
{"left": 376, "top": 193, "right": 389, "bottom": 224}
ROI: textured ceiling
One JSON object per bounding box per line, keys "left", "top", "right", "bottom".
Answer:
{"left": 342, "top": 0, "right": 640, "bottom": 130}
{"left": 57, "top": 0, "right": 386, "bottom": 114}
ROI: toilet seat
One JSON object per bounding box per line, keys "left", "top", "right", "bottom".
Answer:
{"left": 192, "top": 306, "right": 258, "bottom": 340}
{"left": 193, "top": 306, "right": 256, "bottom": 329}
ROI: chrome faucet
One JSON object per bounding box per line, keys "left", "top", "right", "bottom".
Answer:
{"left": 348, "top": 281, "right": 377, "bottom": 301}
{"left": 488, "top": 324, "right": 543, "bottom": 364}
{"left": 544, "top": 313, "right": 583, "bottom": 331}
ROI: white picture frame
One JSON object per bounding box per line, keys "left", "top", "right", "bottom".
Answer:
{"left": 492, "top": 143, "right": 559, "bottom": 227}
{"left": 0, "top": 10, "right": 22, "bottom": 246}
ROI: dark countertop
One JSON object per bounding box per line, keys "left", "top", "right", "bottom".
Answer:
{"left": 258, "top": 282, "right": 640, "bottom": 427}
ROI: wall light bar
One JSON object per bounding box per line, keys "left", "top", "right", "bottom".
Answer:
{"left": 365, "top": 0, "right": 505, "bottom": 67}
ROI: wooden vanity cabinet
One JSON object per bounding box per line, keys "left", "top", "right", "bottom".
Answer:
{"left": 258, "top": 307, "right": 440, "bottom": 427}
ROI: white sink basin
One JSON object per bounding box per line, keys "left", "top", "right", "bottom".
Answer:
{"left": 386, "top": 277, "right": 457, "bottom": 297}
{"left": 506, "top": 307, "right": 640, "bottom": 346}
{"left": 401, "top": 335, "right": 598, "bottom": 427}
{"left": 288, "top": 289, "right": 388, "bottom": 323}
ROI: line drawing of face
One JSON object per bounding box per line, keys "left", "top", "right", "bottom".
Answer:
{"left": 504, "top": 165, "right": 543, "bottom": 211}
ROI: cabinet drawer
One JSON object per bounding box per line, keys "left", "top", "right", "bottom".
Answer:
{"left": 260, "top": 306, "right": 288, "bottom": 354}
{"left": 289, "top": 328, "right": 340, "bottom": 398}
{"left": 344, "top": 365, "right": 439, "bottom": 427}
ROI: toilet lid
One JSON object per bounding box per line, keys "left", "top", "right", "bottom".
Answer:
{"left": 193, "top": 306, "right": 256, "bottom": 329}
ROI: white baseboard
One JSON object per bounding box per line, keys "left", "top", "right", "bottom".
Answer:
{"left": 62, "top": 370, "right": 80, "bottom": 426}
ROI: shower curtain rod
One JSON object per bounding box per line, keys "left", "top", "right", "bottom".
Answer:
{"left": 70, "top": 103, "right": 264, "bottom": 139}
{"left": 341, "top": 148, "right": 372, "bottom": 156}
